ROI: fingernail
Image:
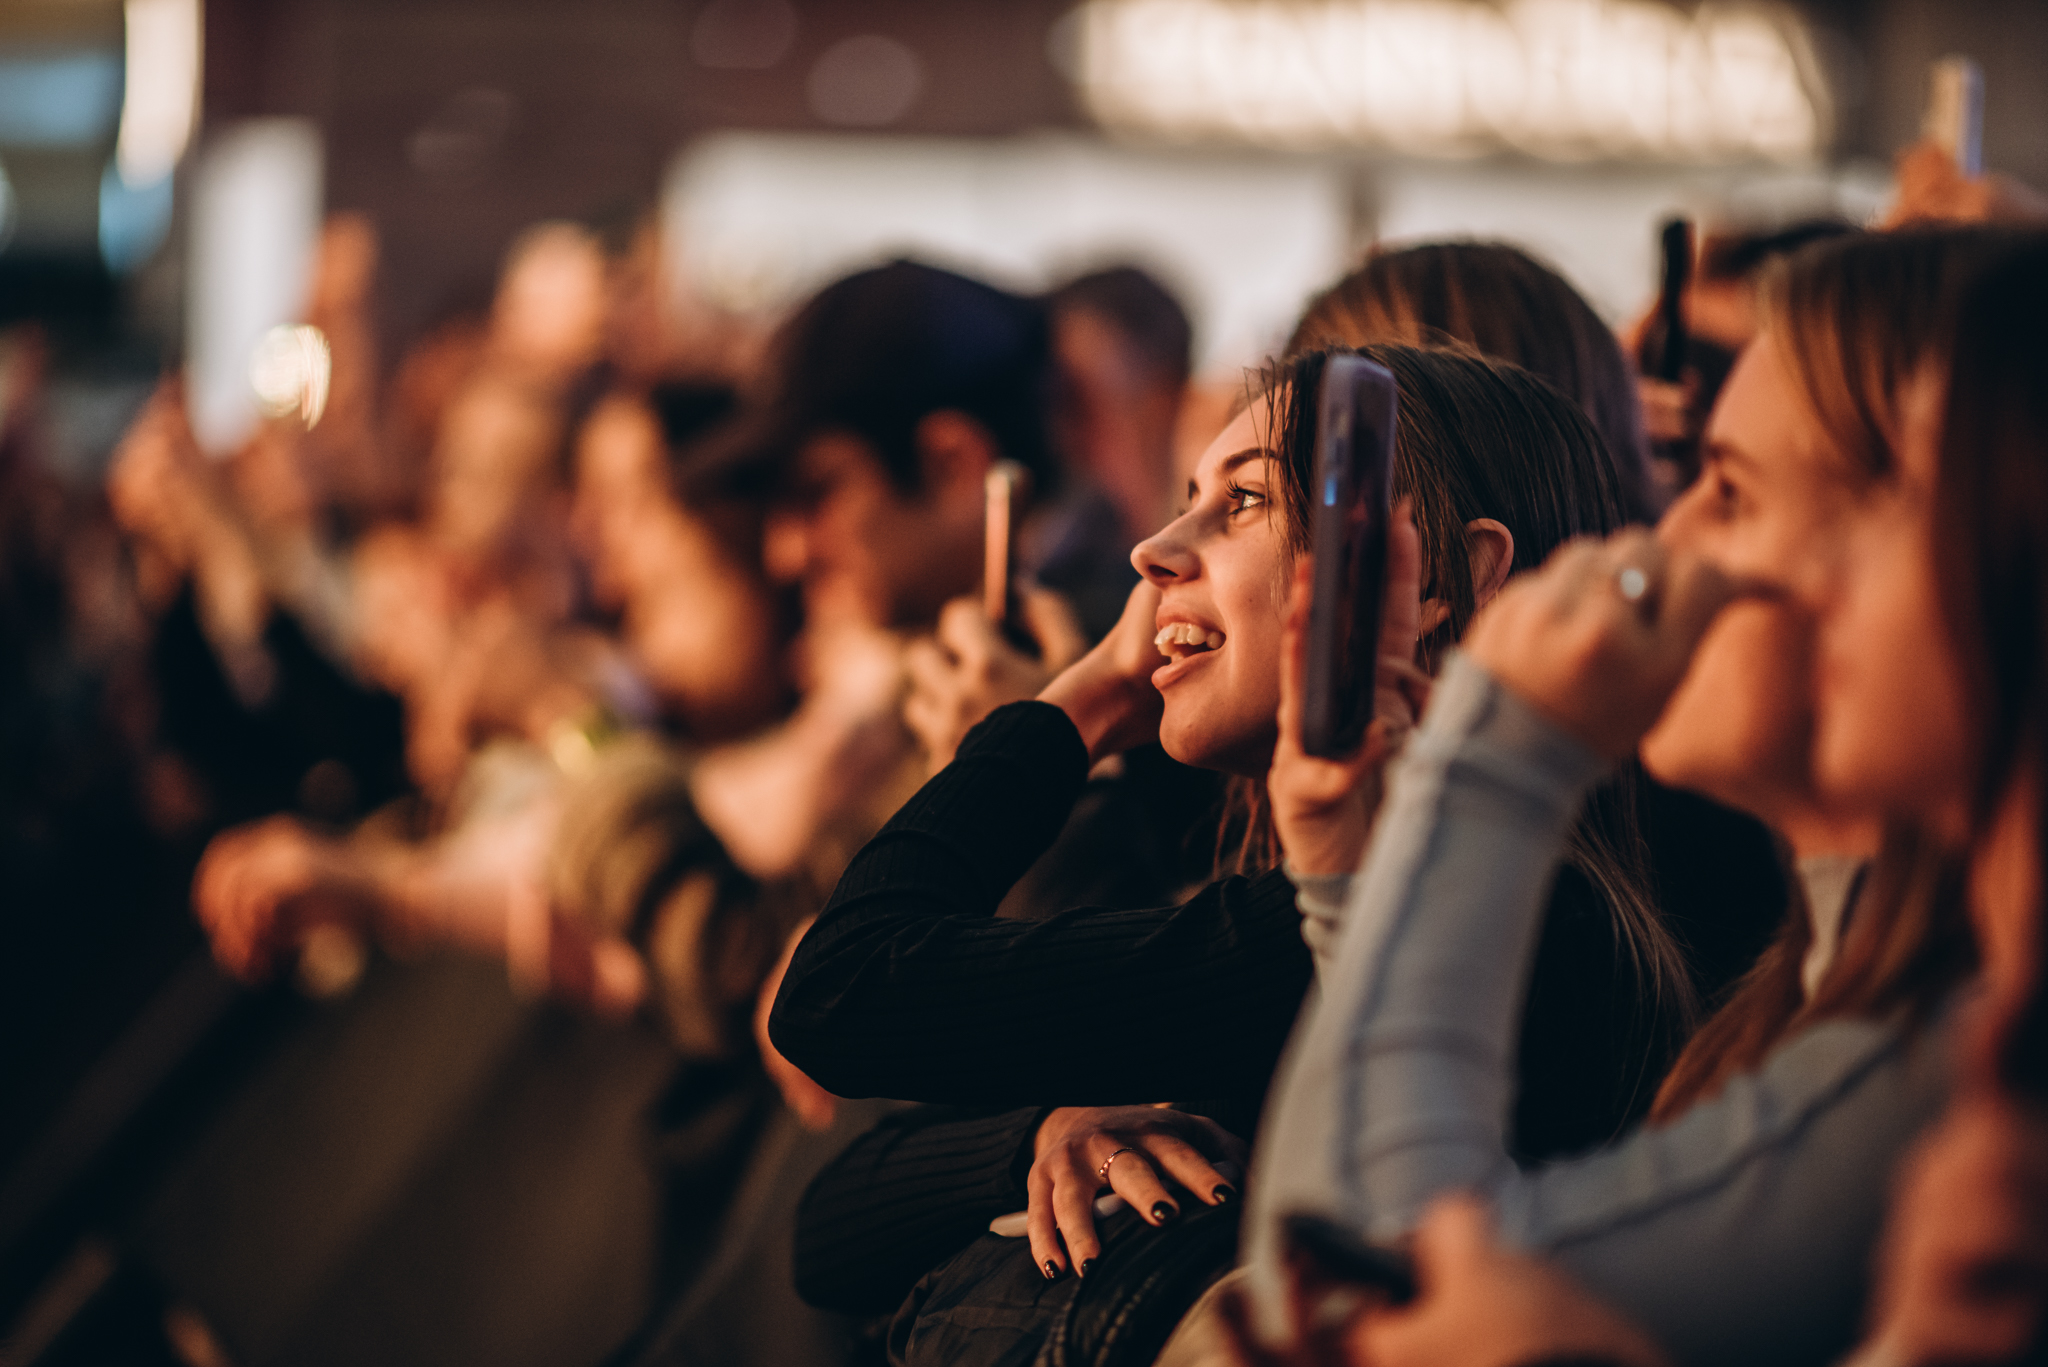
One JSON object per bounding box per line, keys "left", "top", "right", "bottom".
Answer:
{"left": 1152, "top": 1201, "right": 1179, "bottom": 1224}
{"left": 1212, "top": 1183, "right": 1237, "bottom": 1204}
{"left": 1043, "top": 1259, "right": 1062, "bottom": 1281}
{"left": 1079, "top": 1259, "right": 1096, "bottom": 1279}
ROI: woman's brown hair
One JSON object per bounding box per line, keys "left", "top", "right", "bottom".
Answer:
{"left": 1926, "top": 235, "right": 2048, "bottom": 1098}
{"left": 1648, "top": 229, "right": 2024, "bottom": 1120}
{"left": 1288, "top": 241, "right": 1657, "bottom": 521}
{"left": 1220, "top": 344, "right": 1696, "bottom": 1043}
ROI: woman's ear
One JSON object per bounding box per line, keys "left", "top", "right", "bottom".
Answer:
{"left": 1464, "top": 518, "right": 1515, "bottom": 611}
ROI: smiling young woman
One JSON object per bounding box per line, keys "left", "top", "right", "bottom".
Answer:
{"left": 769, "top": 344, "right": 1732, "bottom": 1367}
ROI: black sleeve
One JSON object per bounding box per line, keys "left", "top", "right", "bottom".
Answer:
{"left": 793, "top": 1104, "right": 1047, "bottom": 1314}
{"left": 768, "top": 701, "right": 1313, "bottom": 1107}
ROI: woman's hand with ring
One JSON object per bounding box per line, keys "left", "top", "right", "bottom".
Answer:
{"left": 1463, "top": 529, "right": 1759, "bottom": 760}
{"left": 1026, "top": 1105, "right": 1248, "bottom": 1280}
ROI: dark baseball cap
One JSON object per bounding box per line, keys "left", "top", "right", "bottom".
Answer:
{"left": 685, "top": 259, "right": 1054, "bottom": 501}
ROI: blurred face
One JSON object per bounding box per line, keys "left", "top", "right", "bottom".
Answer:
{"left": 571, "top": 398, "right": 666, "bottom": 609}
{"left": 764, "top": 430, "right": 982, "bottom": 630}
{"left": 1810, "top": 372, "right": 1974, "bottom": 844}
{"left": 1644, "top": 334, "right": 1863, "bottom": 828}
{"left": 1132, "top": 404, "right": 1287, "bottom": 775}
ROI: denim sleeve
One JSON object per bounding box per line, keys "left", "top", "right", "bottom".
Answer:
{"left": 1244, "top": 654, "right": 1958, "bottom": 1367}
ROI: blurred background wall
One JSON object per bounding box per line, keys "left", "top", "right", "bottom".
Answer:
{"left": 9, "top": 0, "right": 2048, "bottom": 406}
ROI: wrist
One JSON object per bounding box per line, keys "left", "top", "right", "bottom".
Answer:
{"left": 1038, "top": 666, "right": 1154, "bottom": 765}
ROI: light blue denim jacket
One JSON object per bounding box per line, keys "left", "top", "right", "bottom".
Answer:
{"left": 1246, "top": 652, "right": 1961, "bottom": 1367}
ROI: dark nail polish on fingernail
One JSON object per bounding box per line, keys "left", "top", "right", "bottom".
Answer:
{"left": 1043, "top": 1259, "right": 1061, "bottom": 1281}
{"left": 1152, "top": 1201, "right": 1179, "bottom": 1224}
{"left": 1080, "top": 1259, "right": 1096, "bottom": 1279}
{"left": 1212, "top": 1183, "right": 1237, "bottom": 1204}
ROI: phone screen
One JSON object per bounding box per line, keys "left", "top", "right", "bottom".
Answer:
{"left": 1301, "top": 355, "right": 1397, "bottom": 759}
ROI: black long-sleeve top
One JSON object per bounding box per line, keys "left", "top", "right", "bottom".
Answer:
{"left": 768, "top": 701, "right": 1312, "bottom": 1110}
{"left": 779, "top": 701, "right": 1692, "bottom": 1316}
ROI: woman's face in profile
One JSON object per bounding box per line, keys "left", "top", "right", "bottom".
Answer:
{"left": 1131, "top": 403, "right": 1289, "bottom": 776}
{"left": 1644, "top": 332, "right": 1861, "bottom": 823}
{"left": 1809, "top": 370, "right": 1974, "bottom": 845}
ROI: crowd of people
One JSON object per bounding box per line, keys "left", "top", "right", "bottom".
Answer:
{"left": 7, "top": 129, "right": 2048, "bottom": 1367}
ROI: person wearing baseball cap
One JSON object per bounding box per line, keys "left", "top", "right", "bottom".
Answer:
{"left": 692, "top": 258, "right": 1061, "bottom": 631}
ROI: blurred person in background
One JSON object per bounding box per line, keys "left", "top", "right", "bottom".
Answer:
{"left": 1628, "top": 217, "right": 1855, "bottom": 496}
{"left": 1039, "top": 264, "right": 1193, "bottom": 636}
{"left": 1288, "top": 241, "right": 1658, "bottom": 522}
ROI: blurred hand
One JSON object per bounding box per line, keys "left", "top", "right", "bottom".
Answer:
{"left": 1037, "top": 580, "right": 1170, "bottom": 764}
{"left": 1859, "top": 1092, "right": 2048, "bottom": 1366}
{"left": 1268, "top": 499, "right": 1431, "bottom": 876}
{"left": 1884, "top": 140, "right": 2048, "bottom": 229}
{"left": 754, "top": 919, "right": 840, "bottom": 1131}
{"left": 904, "top": 589, "right": 1087, "bottom": 771}
{"left": 1348, "top": 1196, "right": 1671, "bottom": 1367}
{"left": 1028, "top": 1105, "right": 1247, "bottom": 1279}
{"left": 193, "top": 816, "right": 367, "bottom": 981}
{"left": 1463, "top": 530, "right": 1750, "bottom": 760}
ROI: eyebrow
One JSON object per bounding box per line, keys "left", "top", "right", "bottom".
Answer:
{"left": 1186, "top": 448, "right": 1271, "bottom": 502}
{"left": 1699, "top": 439, "right": 1761, "bottom": 477}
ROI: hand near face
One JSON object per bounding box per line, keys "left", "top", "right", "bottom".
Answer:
{"left": 1037, "top": 580, "right": 1171, "bottom": 765}
{"left": 1268, "top": 499, "right": 1430, "bottom": 876}
{"left": 1883, "top": 140, "right": 2048, "bottom": 230}
{"left": 1464, "top": 530, "right": 1752, "bottom": 761}
{"left": 1027, "top": 1105, "right": 1246, "bottom": 1279}
{"left": 904, "top": 588, "right": 1088, "bottom": 772}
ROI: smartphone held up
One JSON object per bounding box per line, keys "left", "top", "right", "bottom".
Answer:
{"left": 1301, "top": 355, "right": 1398, "bottom": 759}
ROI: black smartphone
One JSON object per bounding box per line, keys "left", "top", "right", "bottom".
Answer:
{"left": 1301, "top": 354, "right": 1397, "bottom": 759}
{"left": 1653, "top": 217, "right": 1692, "bottom": 384}
{"left": 1281, "top": 1212, "right": 1417, "bottom": 1305}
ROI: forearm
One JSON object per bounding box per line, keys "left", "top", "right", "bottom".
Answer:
{"left": 794, "top": 1105, "right": 1047, "bottom": 1314}
{"left": 1246, "top": 654, "right": 1602, "bottom": 1329}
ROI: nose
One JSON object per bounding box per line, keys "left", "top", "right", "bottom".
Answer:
{"left": 1132, "top": 512, "right": 1199, "bottom": 586}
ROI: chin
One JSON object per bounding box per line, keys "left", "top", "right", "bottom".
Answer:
{"left": 1158, "top": 707, "right": 1272, "bottom": 778}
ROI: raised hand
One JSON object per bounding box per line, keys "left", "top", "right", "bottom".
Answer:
{"left": 1463, "top": 529, "right": 1757, "bottom": 760}
{"left": 904, "top": 587, "right": 1087, "bottom": 772}
{"left": 1037, "top": 579, "right": 1171, "bottom": 765}
{"left": 1268, "top": 498, "right": 1431, "bottom": 876}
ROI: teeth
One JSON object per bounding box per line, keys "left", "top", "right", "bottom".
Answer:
{"left": 1152, "top": 623, "right": 1227, "bottom": 652}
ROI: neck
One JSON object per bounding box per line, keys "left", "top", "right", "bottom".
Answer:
{"left": 1774, "top": 806, "right": 1883, "bottom": 862}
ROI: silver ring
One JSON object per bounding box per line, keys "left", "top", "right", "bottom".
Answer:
{"left": 1098, "top": 1147, "right": 1139, "bottom": 1186}
{"left": 1616, "top": 565, "right": 1651, "bottom": 603}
